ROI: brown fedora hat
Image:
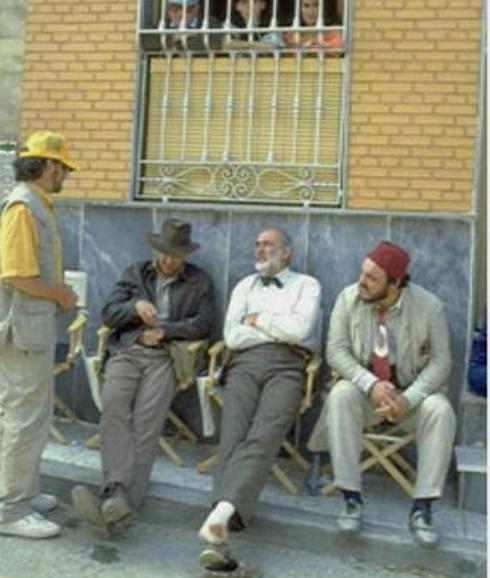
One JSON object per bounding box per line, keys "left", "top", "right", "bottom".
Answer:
{"left": 148, "top": 218, "right": 200, "bottom": 257}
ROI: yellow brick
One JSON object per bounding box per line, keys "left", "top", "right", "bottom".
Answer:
{"left": 442, "top": 9, "right": 480, "bottom": 19}
{"left": 369, "top": 146, "right": 411, "bottom": 157}
{"left": 353, "top": 41, "right": 394, "bottom": 52}
{"left": 396, "top": 10, "right": 437, "bottom": 19}
{"left": 434, "top": 201, "right": 470, "bottom": 211}
{"left": 388, "top": 199, "right": 431, "bottom": 211}
{"left": 411, "top": 179, "right": 452, "bottom": 190}
{"left": 422, "top": 126, "right": 445, "bottom": 136}
{"left": 390, "top": 136, "right": 432, "bottom": 146}
{"left": 378, "top": 126, "right": 402, "bottom": 136}
{"left": 370, "top": 83, "right": 412, "bottom": 93}
{"left": 422, "top": 190, "right": 443, "bottom": 200}
{"left": 353, "top": 104, "right": 391, "bottom": 114}
{"left": 347, "top": 198, "right": 388, "bottom": 210}
{"left": 434, "top": 105, "right": 476, "bottom": 116}
{"left": 392, "top": 104, "right": 433, "bottom": 114}
{"left": 421, "top": 147, "right": 456, "bottom": 158}
{"left": 366, "top": 177, "right": 410, "bottom": 189}
{"left": 356, "top": 9, "right": 394, "bottom": 19}
{"left": 423, "top": 94, "right": 446, "bottom": 105}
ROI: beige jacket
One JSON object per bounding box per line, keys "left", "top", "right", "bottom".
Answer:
{"left": 327, "top": 282, "right": 451, "bottom": 408}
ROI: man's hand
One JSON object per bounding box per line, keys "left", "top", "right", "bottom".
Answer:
{"left": 57, "top": 286, "right": 78, "bottom": 313}
{"left": 135, "top": 300, "right": 157, "bottom": 326}
{"left": 371, "top": 380, "right": 411, "bottom": 423}
{"left": 379, "top": 394, "right": 410, "bottom": 423}
{"left": 138, "top": 328, "right": 164, "bottom": 347}
{"left": 241, "top": 313, "right": 258, "bottom": 327}
{"left": 369, "top": 380, "right": 396, "bottom": 407}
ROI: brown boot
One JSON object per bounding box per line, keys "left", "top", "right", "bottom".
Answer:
{"left": 71, "top": 485, "right": 105, "bottom": 527}
{"left": 101, "top": 485, "right": 133, "bottom": 525}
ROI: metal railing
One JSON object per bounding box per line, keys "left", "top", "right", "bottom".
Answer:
{"left": 134, "top": 0, "right": 349, "bottom": 206}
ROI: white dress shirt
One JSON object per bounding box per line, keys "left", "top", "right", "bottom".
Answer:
{"left": 224, "top": 268, "right": 322, "bottom": 353}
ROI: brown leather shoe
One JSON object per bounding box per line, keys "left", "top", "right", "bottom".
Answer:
{"left": 101, "top": 486, "right": 133, "bottom": 525}
{"left": 71, "top": 485, "right": 105, "bottom": 526}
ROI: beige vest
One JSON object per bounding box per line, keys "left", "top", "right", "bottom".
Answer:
{"left": 0, "top": 183, "right": 59, "bottom": 351}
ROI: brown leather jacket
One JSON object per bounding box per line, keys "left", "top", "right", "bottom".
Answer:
{"left": 102, "top": 260, "right": 214, "bottom": 359}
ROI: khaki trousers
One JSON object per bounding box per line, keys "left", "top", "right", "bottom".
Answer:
{"left": 327, "top": 379, "right": 456, "bottom": 498}
{"left": 100, "top": 345, "right": 176, "bottom": 509}
{"left": 213, "top": 344, "right": 304, "bottom": 526}
{"left": 0, "top": 342, "right": 55, "bottom": 523}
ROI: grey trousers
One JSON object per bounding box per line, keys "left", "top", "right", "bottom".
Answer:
{"left": 327, "top": 379, "right": 457, "bottom": 498}
{"left": 213, "top": 344, "right": 305, "bottom": 526}
{"left": 0, "top": 342, "right": 55, "bottom": 523}
{"left": 100, "top": 344, "right": 176, "bottom": 509}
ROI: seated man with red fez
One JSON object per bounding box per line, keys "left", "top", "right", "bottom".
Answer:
{"left": 325, "top": 240, "right": 456, "bottom": 548}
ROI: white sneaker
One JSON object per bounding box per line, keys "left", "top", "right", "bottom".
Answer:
{"left": 337, "top": 499, "right": 363, "bottom": 534}
{"left": 31, "top": 493, "right": 58, "bottom": 513}
{"left": 0, "top": 512, "right": 60, "bottom": 539}
{"left": 409, "top": 510, "right": 439, "bottom": 549}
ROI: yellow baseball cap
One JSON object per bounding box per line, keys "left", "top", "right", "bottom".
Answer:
{"left": 18, "top": 130, "right": 78, "bottom": 171}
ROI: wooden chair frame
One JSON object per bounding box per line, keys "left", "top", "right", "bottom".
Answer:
{"left": 195, "top": 341, "right": 322, "bottom": 494}
{"left": 51, "top": 309, "right": 88, "bottom": 443}
{"left": 320, "top": 424, "right": 416, "bottom": 496}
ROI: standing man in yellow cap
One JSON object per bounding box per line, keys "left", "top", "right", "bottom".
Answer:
{"left": 0, "top": 131, "right": 78, "bottom": 538}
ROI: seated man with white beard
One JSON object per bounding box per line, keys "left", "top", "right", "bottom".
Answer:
{"left": 198, "top": 227, "right": 322, "bottom": 572}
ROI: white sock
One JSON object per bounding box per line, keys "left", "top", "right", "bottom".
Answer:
{"left": 198, "top": 501, "right": 235, "bottom": 545}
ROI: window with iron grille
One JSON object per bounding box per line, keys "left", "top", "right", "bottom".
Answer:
{"left": 135, "top": 0, "right": 349, "bottom": 207}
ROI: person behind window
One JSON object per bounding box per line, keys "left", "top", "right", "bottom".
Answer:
{"left": 226, "top": 0, "right": 285, "bottom": 49}
{"left": 284, "top": 0, "right": 343, "bottom": 50}
{"left": 160, "top": 0, "right": 223, "bottom": 51}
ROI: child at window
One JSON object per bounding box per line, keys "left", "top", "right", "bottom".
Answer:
{"left": 226, "top": 0, "right": 285, "bottom": 49}
{"left": 284, "top": 0, "right": 344, "bottom": 50}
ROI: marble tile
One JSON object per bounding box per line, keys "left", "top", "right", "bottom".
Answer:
{"left": 308, "top": 215, "right": 387, "bottom": 325}
{"left": 391, "top": 219, "right": 472, "bottom": 403}
{"left": 56, "top": 205, "right": 82, "bottom": 270}
{"left": 80, "top": 205, "right": 153, "bottom": 346}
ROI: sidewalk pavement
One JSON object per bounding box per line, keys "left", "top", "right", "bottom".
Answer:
{"left": 39, "top": 419, "right": 486, "bottom": 575}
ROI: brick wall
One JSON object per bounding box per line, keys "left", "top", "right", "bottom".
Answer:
{"left": 347, "top": 0, "right": 482, "bottom": 211}
{"left": 20, "top": 0, "right": 483, "bottom": 211}
{"left": 20, "top": 0, "right": 137, "bottom": 199}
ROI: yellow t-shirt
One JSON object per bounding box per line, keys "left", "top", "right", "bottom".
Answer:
{"left": 0, "top": 185, "right": 62, "bottom": 283}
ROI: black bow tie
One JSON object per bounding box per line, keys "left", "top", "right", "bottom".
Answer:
{"left": 261, "top": 276, "right": 283, "bottom": 288}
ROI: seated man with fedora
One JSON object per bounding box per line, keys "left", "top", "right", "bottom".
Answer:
{"left": 72, "top": 218, "right": 214, "bottom": 530}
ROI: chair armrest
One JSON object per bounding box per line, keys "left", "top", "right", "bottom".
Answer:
{"left": 207, "top": 340, "right": 225, "bottom": 378}
{"left": 95, "top": 325, "right": 110, "bottom": 361}
{"left": 187, "top": 339, "right": 208, "bottom": 354}
{"left": 300, "top": 354, "right": 322, "bottom": 414}
{"left": 65, "top": 309, "right": 88, "bottom": 364}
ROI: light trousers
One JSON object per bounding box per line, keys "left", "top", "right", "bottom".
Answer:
{"left": 327, "top": 379, "right": 456, "bottom": 498}
{"left": 0, "top": 342, "right": 55, "bottom": 523}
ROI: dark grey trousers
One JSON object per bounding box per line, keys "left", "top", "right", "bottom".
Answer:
{"left": 213, "top": 343, "right": 305, "bottom": 526}
{"left": 100, "top": 344, "right": 176, "bottom": 509}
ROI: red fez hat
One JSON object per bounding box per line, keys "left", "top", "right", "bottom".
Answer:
{"left": 366, "top": 241, "right": 410, "bottom": 279}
